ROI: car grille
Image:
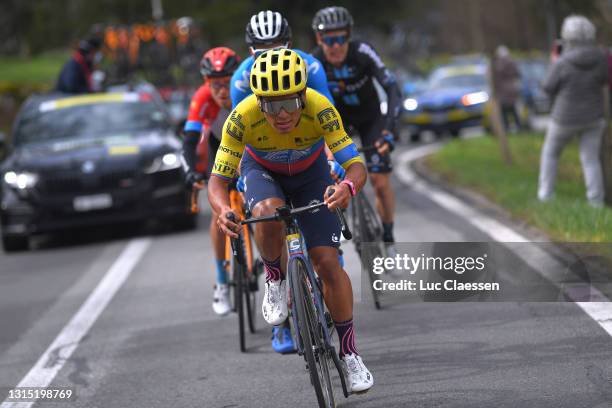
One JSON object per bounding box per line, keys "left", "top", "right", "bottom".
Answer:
{"left": 40, "top": 170, "right": 138, "bottom": 194}
{"left": 422, "top": 104, "right": 456, "bottom": 113}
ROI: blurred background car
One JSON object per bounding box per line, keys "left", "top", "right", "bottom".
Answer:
{"left": 401, "top": 63, "right": 490, "bottom": 140}
{"left": 0, "top": 90, "right": 195, "bottom": 251}
{"left": 517, "top": 57, "right": 551, "bottom": 115}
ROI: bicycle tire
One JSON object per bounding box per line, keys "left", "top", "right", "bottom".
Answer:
{"left": 242, "top": 225, "right": 257, "bottom": 334}
{"left": 291, "top": 258, "right": 336, "bottom": 408}
{"left": 232, "top": 235, "right": 247, "bottom": 353}
{"left": 357, "top": 195, "right": 382, "bottom": 309}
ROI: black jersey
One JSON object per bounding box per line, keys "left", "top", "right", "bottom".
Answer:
{"left": 312, "top": 40, "right": 402, "bottom": 131}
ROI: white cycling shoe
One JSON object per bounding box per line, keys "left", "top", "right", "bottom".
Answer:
{"left": 342, "top": 353, "right": 374, "bottom": 393}
{"left": 212, "top": 284, "right": 231, "bottom": 316}
{"left": 262, "top": 279, "right": 288, "bottom": 325}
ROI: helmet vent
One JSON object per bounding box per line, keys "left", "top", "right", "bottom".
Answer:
{"left": 260, "top": 61, "right": 267, "bottom": 72}
{"left": 272, "top": 70, "right": 279, "bottom": 91}
{"left": 261, "top": 77, "right": 269, "bottom": 91}
{"left": 271, "top": 53, "right": 279, "bottom": 66}
{"left": 283, "top": 59, "right": 289, "bottom": 70}
{"left": 283, "top": 75, "right": 291, "bottom": 90}
{"left": 294, "top": 70, "right": 302, "bottom": 86}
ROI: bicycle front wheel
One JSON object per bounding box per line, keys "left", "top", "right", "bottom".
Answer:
{"left": 231, "top": 235, "right": 247, "bottom": 353}
{"left": 291, "top": 258, "right": 336, "bottom": 408}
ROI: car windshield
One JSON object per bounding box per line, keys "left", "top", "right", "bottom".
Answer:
{"left": 14, "top": 100, "right": 169, "bottom": 146}
{"left": 430, "top": 74, "right": 487, "bottom": 89}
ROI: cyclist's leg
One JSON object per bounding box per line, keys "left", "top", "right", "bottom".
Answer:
{"left": 240, "top": 155, "right": 289, "bottom": 326}
{"left": 287, "top": 153, "right": 373, "bottom": 390}
{"left": 359, "top": 117, "right": 395, "bottom": 242}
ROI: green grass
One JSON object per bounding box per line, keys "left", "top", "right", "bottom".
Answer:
{"left": 425, "top": 133, "right": 612, "bottom": 242}
{"left": 0, "top": 51, "right": 68, "bottom": 85}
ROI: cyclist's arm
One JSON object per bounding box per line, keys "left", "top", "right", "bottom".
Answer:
{"left": 359, "top": 42, "right": 402, "bottom": 132}
{"left": 208, "top": 110, "right": 247, "bottom": 225}
{"left": 316, "top": 101, "right": 366, "bottom": 192}
{"left": 182, "top": 88, "right": 208, "bottom": 175}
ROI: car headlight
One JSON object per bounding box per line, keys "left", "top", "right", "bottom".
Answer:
{"left": 144, "top": 153, "right": 181, "bottom": 174}
{"left": 3, "top": 171, "right": 39, "bottom": 189}
{"left": 461, "top": 91, "right": 489, "bottom": 106}
{"left": 403, "top": 98, "right": 419, "bottom": 111}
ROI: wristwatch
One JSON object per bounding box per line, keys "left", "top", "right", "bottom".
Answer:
{"left": 340, "top": 179, "right": 356, "bottom": 197}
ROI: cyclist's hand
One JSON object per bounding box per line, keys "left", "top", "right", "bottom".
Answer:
{"left": 325, "top": 184, "right": 350, "bottom": 210}
{"left": 328, "top": 160, "right": 346, "bottom": 182}
{"left": 185, "top": 171, "right": 205, "bottom": 189}
{"left": 218, "top": 208, "right": 240, "bottom": 238}
{"left": 375, "top": 131, "right": 395, "bottom": 155}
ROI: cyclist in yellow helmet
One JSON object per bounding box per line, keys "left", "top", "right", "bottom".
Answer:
{"left": 208, "top": 49, "right": 374, "bottom": 393}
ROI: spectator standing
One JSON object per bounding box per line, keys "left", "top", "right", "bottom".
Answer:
{"left": 538, "top": 15, "right": 609, "bottom": 207}
{"left": 56, "top": 38, "right": 102, "bottom": 94}
{"left": 493, "top": 45, "right": 522, "bottom": 132}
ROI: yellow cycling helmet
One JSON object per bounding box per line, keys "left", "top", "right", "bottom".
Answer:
{"left": 250, "top": 49, "right": 307, "bottom": 97}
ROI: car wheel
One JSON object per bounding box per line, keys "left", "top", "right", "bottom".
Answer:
{"left": 410, "top": 132, "right": 422, "bottom": 143}
{"left": 2, "top": 234, "right": 29, "bottom": 252}
{"left": 450, "top": 129, "right": 461, "bottom": 138}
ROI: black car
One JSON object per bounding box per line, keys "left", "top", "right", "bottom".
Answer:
{"left": 0, "top": 91, "right": 195, "bottom": 251}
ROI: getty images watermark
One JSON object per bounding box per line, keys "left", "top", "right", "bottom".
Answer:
{"left": 359, "top": 242, "right": 612, "bottom": 303}
{"left": 371, "top": 252, "right": 499, "bottom": 292}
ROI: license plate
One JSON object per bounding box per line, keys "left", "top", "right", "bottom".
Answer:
{"left": 73, "top": 194, "right": 113, "bottom": 212}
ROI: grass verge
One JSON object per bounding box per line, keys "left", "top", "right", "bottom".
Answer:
{"left": 424, "top": 133, "right": 612, "bottom": 242}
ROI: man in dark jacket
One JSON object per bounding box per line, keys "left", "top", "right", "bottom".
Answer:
{"left": 538, "top": 15, "right": 609, "bottom": 207}
{"left": 56, "top": 38, "right": 101, "bottom": 94}
{"left": 493, "top": 45, "right": 522, "bottom": 132}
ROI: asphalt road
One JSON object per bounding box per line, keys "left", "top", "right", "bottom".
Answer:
{"left": 2, "top": 133, "right": 612, "bottom": 408}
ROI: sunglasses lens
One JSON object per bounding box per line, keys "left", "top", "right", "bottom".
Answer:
{"left": 323, "top": 35, "right": 346, "bottom": 46}
{"left": 261, "top": 97, "right": 301, "bottom": 115}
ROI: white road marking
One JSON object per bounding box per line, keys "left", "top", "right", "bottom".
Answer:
{"left": 0, "top": 238, "right": 152, "bottom": 408}
{"left": 396, "top": 143, "right": 612, "bottom": 337}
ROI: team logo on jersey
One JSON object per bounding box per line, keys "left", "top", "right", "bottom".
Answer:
{"left": 226, "top": 111, "right": 245, "bottom": 142}
{"left": 317, "top": 108, "right": 340, "bottom": 132}
{"left": 234, "top": 70, "right": 250, "bottom": 92}
{"left": 308, "top": 199, "right": 321, "bottom": 214}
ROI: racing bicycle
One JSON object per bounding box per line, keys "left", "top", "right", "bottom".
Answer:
{"left": 242, "top": 196, "right": 352, "bottom": 407}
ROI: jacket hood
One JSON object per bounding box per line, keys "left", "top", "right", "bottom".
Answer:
{"left": 562, "top": 45, "right": 606, "bottom": 70}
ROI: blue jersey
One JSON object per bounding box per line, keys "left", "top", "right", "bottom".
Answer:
{"left": 230, "top": 48, "right": 334, "bottom": 108}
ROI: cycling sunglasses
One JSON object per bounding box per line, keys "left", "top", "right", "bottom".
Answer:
{"left": 321, "top": 34, "right": 348, "bottom": 47}
{"left": 259, "top": 95, "right": 303, "bottom": 115}
{"left": 209, "top": 80, "right": 230, "bottom": 91}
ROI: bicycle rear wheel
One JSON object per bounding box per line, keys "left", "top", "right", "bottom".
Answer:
{"left": 357, "top": 194, "right": 383, "bottom": 309}
{"left": 291, "top": 258, "right": 336, "bottom": 408}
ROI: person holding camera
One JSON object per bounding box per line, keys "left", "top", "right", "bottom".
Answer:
{"left": 538, "top": 15, "right": 609, "bottom": 207}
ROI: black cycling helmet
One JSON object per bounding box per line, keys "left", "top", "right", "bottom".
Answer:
{"left": 245, "top": 10, "right": 292, "bottom": 47}
{"left": 312, "top": 6, "right": 353, "bottom": 32}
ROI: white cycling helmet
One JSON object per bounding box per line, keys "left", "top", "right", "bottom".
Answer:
{"left": 561, "top": 15, "right": 596, "bottom": 42}
{"left": 245, "top": 10, "right": 292, "bottom": 47}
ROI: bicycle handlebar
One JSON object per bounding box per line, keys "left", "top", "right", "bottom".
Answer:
{"left": 241, "top": 190, "right": 352, "bottom": 241}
